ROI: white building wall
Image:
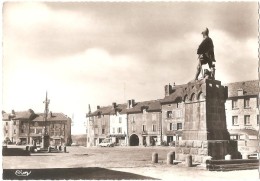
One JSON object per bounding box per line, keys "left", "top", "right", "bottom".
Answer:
{"left": 109, "top": 113, "right": 128, "bottom": 145}
{"left": 225, "top": 97, "right": 259, "bottom": 130}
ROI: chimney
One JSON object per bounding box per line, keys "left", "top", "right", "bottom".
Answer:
{"left": 112, "top": 102, "right": 117, "bottom": 109}
{"left": 165, "top": 83, "right": 173, "bottom": 96}
{"left": 50, "top": 111, "right": 53, "bottom": 117}
{"left": 97, "top": 105, "right": 100, "bottom": 110}
{"left": 11, "top": 110, "right": 15, "bottom": 115}
{"left": 127, "top": 100, "right": 132, "bottom": 109}
{"left": 131, "top": 99, "right": 135, "bottom": 107}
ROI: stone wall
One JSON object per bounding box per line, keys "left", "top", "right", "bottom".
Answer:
{"left": 176, "top": 140, "right": 239, "bottom": 163}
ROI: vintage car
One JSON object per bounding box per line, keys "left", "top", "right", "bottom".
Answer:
{"left": 98, "top": 138, "right": 114, "bottom": 147}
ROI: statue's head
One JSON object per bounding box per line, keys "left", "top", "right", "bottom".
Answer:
{"left": 201, "top": 28, "right": 209, "bottom": 38}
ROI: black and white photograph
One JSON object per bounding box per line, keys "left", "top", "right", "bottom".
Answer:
{"left": 2, "top": 1, "right": 260, "bottom": 180}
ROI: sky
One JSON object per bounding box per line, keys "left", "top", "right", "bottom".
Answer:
{"left": 2, "top": 2, "right": 259, "bottom": 134}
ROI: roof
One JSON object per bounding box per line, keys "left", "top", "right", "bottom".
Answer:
{"left": 110, "top": 104, "right": 127, "bottom": 114}
{"left": 87, "top": 106, "right": 113, "bottom": 117}
{"left": 229, "top": 129, "right": 258, "bottom": 136}
{"left": 12, "top": 109, "right": 35, "bottom": 120}
{"left": 125, "top": 100, "right": 161, "bottom": 114}
{"left": 32, "top": 113, "right": 70, "bottom": 122}
{"left": 225, "top": 80, "right": 259, "bottom": 98}
{"left": 2, "top": 113, "right": 10, "bottom": 121}
{"left": 160, "top": 85, "right": 184, "bottom": 104}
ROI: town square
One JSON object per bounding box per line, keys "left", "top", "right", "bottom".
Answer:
{"left": 2, "top": 1, "right": 259, "bottom": 180}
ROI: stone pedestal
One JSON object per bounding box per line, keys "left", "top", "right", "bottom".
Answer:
{"left": 175, "top": 79, "right": 237, "bottom": 162}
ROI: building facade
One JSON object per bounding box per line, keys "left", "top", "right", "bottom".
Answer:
{"left": 109, "top": 103, "right": 128, "bottom": 146}
{"left": 161, "top": 84, "right": 185, "bottom": 145}
{"left": 2, "top": 109, "right": 72, "bottom": 146}
{"left": 127, "top": 99, "right": 162, "bottom": 146}
{"left": 225, "top": 80, "right": 259, "bottom": 154}
{"left": 86, "top": 106, "right": 111, "bottom": 147}
{"left": 85, "top": 80, "right": 259, "bottom": 152}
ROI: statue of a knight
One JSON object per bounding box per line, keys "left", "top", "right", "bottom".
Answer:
{"left": 195, "top": 28, "right": 216, "bottom": 80}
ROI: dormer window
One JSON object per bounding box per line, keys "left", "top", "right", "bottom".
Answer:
{"left": 142, "top": 108, "right": 147, "bottom": 114}
{"left": 237, "top": 89, "right": 243, "bottom": 96}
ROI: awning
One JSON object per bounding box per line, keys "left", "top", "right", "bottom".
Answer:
{"left": 109, "top": 134, "right": 126, "bottom": 138}
{"left": 228, "top": 129, "right": 258, "bottom": 136}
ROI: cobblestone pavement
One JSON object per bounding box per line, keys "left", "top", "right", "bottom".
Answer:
{"left": 3, "top": 145, "right": 259, "bottom": 180}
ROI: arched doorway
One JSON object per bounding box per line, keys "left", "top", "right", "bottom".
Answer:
{"left": 129, "top": 134, "right": 139, "bottom": 146}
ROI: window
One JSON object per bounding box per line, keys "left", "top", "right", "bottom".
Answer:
{"left": 257, "top": 115, "right": 259, "bottom": 125}
{"left": 152, "top": 124, "right": 157, "bottom": 132}
{"left": 176, "top": 110, "right": 182, "bottom": 118}
{"left": 237, "top": 89, "right": 243, "bottom": 96}
{"left": 102, "top": 129, "right": 105, "bottom": 134}
{"left": 94, "top": 128, "right": 98, "bottom": 134}
{"left": 143, "top": 108, "right": 147, "bottom": 114}
{"left": 152, "top": 114, "right": 156, "bottom": 121}
{"left": 244, "top": 98, "right": 250, "bottom": 108}
{"left": 177, "top": 123, "right": 182, "bottom": 130}
{"left": 230, "top": 135, "right": 238, "bottom": 140}
{"left": 13, "top": 121, "right": 16, "bottom": 125}
{"left": 5, "top": 130, "right": 8, "bottom": 134}
{"left": 113, "top": 128, "right": 115, "bottom": 133}
{"left": 36, "top": 129, "right": 42, "bottom": 134}
{"left": 118, "top": 127, "right": 122, "bottom": 133}
{"left": 169, "top": 123, "right": 173, "bottom": 131}
{"left": 239, "top": 135, "right": 245, "bottom": 140}
{"left": 167, "top": 111, "right": 172, "bottom": 118}
{"left": 132, "top": 117, "right": 135, "bottom": 123}
{"left": 142, "top": 125, "right": 146, "bottom": 132}
{"left": 6, "top": 122, "right": 8, "bottom": 126}
{"left": 232, "top": 99, "right": 238, "bottom": 109}
{"left": 35, "top": 122, "right": 39, "bottom": 127}
{"left": 21, "top": 129, "right": 24, "bottom": 133}
{"left": 30, "top": 129, "right": 35, "bottom": 133}
{"left": 14, "top": 129, "right": 16, "bottom": 134}
{"left": 232, "top": 116, "right": 238, "bottom": 126}
{"left": 244, "top": 115, "right": 250, "bottom": 125}
{"left": 119, "top": 117, "right": 122, "bottom": 123}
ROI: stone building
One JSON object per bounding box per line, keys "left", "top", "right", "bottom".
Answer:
{"left": 86, "top": 106, "right": 112, "bottom": 147}
{"left": 109, "top": 103, "right": 128, "bottom": 146}
{"left": 2, "top": 109, "right": 72, "bottom": 146}
{"left": 127, "top": 99, "right": 162, "bottom": 146}
{"left": 225, "top": 80, "right": 259, "bottom": 154}
{"left": 161, "top": 84, "right": 185, "bottom": 144}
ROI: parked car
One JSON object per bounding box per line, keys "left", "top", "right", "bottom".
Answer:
{"left": 71, "top": 142, "right": 79, "bottom": 146}
{"left": 16, "top": 141, "right": 26, "bottom": 145}
{"left": 98, "top": 139, "right": 114, "bottom": 147}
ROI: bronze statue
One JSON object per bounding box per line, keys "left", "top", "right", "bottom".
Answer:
{"left": 195, "top": 28, "right": 216, "bottom": 80}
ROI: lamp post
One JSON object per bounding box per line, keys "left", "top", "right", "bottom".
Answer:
{"left": 41, "top": 92, "right": 50, "bottom": 149}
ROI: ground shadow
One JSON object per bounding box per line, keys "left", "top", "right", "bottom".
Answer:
{"left": 2, "top": 148, "right": 30, "bottom": 156}
{"left": 3, "top": 167, "right": 158, "bottom": 180}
